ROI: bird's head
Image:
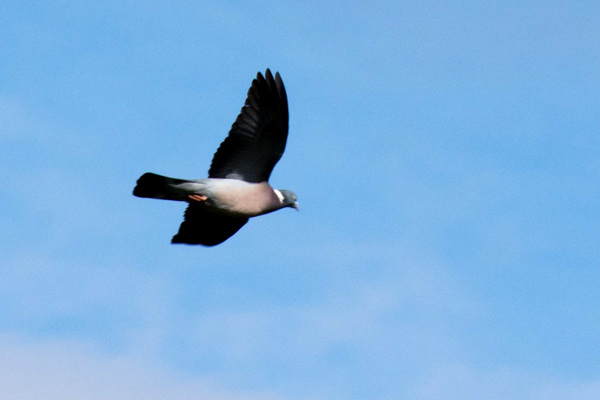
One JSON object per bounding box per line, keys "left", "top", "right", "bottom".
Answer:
{"left": 275, "top": 189, "right": 299, "bottom": 211}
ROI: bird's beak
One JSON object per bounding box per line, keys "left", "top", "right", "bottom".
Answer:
{"left": 293, "top": 202, "right": 299, "bottom": 211}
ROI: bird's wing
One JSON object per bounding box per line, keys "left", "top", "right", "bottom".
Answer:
{"left": 208, "top": 69, "right": 289, "bottom": 183}
{"left": 171, "top": 204, "right": 248, "bottom": 246}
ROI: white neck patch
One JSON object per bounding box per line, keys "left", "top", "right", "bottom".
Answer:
{"left": 274, "top": 189, "right": 285, "bottom": 204}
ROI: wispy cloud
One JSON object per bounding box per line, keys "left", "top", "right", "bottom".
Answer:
{"left": 413, "top": 363, "right": 600, "bottom": 400}
{"left": 0, "top": 334, "right": 281, "bottom": 400}
{"left": 0, "top": 97, "right": 48, "bottom": 141}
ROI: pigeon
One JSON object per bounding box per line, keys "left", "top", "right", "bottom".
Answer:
{"left": 133, "top": 69, "right": 298, "bottom": 246}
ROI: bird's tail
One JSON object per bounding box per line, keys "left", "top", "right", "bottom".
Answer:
{"left": 133, "top": 172, "right": 201, "bottom": 201}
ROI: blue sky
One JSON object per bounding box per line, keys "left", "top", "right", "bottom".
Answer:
{"left": 1, "top": 1, "right": 600, "bottom": 399}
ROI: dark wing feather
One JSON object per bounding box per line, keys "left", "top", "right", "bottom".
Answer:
{"left": 171, "top": 204, "right": 248, "bottom": 246}
{"left": 208, "top": 69, "right": 289, "bottom": 183}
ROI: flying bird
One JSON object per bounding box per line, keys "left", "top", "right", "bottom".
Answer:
{"left": 133, "top": 69, "right": 298, "bottom": 246}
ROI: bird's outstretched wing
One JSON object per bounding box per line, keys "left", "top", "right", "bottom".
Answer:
{"left": 172, "top": 204, "right": 248, "bottom": 246}
{"left": 208, "top": 69, "right": 289, "bottom": 183}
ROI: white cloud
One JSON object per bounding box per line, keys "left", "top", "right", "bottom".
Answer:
{"left": 1, "top": 212, "right": 597, "bottom": 400}
{"left": 0, "top": 334, "right": 280, "bottom": 400}
{"left": 0, "top": 97, "right": 44, "bottom": 140}
{"left": 413, "top": 363, "right": 600, "bottom": 400}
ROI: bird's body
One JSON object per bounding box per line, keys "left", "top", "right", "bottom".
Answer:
{"left": 135, "top": 174, "right": 286, "bottom": 217}
{"left": 133, "top": 69, "right": 298, "bottom": 246}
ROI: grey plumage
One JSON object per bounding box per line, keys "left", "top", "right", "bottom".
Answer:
{"left": 133, "top": 69, "right": 298, "bottom": 246}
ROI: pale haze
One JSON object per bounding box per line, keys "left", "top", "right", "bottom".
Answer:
{"left": 1, "top": 1, "right": 599, "bottom": 399}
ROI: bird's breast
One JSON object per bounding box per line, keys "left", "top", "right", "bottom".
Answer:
{"left": 206, "top": 180, "right": 280, "bottom": 217}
